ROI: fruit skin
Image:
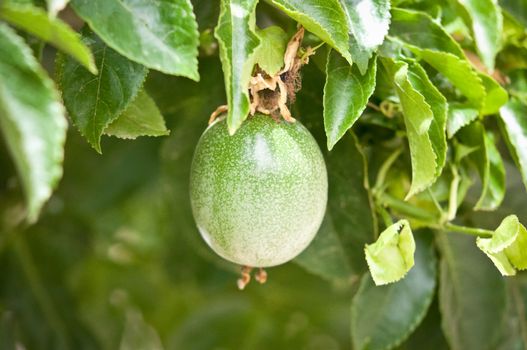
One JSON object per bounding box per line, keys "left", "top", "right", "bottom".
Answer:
{"left": 189, "top": 114, "right": 328, "bottom": 267}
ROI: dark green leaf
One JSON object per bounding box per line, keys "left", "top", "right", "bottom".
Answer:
{"left": 71, "top": 0, "right": 199, "bottom": 80}
{"left": 500, "top": 99, "right": 527, "bottom": 192}
{"left": 389, "top": 8, "right": 465, "bottom": 57}
{"left": 254, "top": 26, "right": 288, "bottom": 75}
{"left": 437, "top": 233, "right": 507, "bottom": 350}
{"left": 339, "top": 0, "right": 390, "bottom": 74}
{"left": 215, "top": 0, "right": 260, "bottom": 134}
{"left": 104, "top": 90, "right": 169, "bottom": 140}
{"left": 352, "top": 234, "right": 437, "bottom": 350}
{"left": 323, "top": 50, "right": 376, "bottom": 149}
{"left": 269, "top": 0, "right": 352, "bottom": 64}
{"left": 0, "top": 24, "right": 67, "bottom": 223}
{"left": 458, "top": 122, "right": 506, "bottom": 210}
{"left": 380, "top": 57, "right": 437, "bottom": 198}
{"left": 58, "top": 29, "right": 148, "bottom": 153}
{"left": 454, "top": 0, "right": 503, "bottom": 70}
{"left": 0, "top": 2, "right": 96, "bottom": 73}
{"left": 500, "top": 0, "right": 527, "bottom": 28}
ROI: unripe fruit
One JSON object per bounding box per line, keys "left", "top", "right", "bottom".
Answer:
{"left": 190, "top": 114, "right": 328, "bottom": 267}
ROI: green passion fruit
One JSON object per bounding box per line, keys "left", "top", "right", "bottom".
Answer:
{"left": 189, "top": 114, "right": 328, "bottom": 268}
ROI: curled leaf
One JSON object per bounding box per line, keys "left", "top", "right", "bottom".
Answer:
{"left": 365, "top": 220, "right": 415, "bottom": 285}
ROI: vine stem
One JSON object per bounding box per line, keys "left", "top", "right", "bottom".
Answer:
{"left": 443, "top": 223, "right": 494, "bottom": 237}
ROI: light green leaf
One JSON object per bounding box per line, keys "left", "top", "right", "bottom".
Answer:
{"left": 46, "top": 0, "right": 69, "bottom": 16}
{"left": 365, "top": 220, "right": 415, "bottom": 285}
{"left": 0, "top": 24, "right": 67, "bottom": 223}
{"left": 447, "top": 103, "right": 479, "bottom": 138}
{"left": 437, "top": 233, "right": 507, "bottom": 350}
{"left": 406, "top": 60, "right": 447, "bottom": 177}
{"left": 414, "top": 51, "right": 486, "bottom": 110}
{"left": 269, "top": 0, "right": 352, "bottom": 64}
{"left": 323, "top": 50, "right": 376, "bottom": 149}
{"left": 254, "top": 26, "right": 288, "bottom": 75}
{"left": 104, "top": 90, "right": 169, "bottom": 140}
{"left": 352, "top": 234, "right": 436, "bottom": 350}
{"left": 71, "top": 0, "right": 199, "bottom": 80}
{"left": 505, "top": 223, "right": 527, "bottom": 270}
{"left": 458, "top": 122, "right": 506, "bottom": 210}
{"left": 381, "top": 57, "right": 437, "bottom": 198}
{"left": 499, "top": 99, "right": 527, "bottom": 192}
{"left": 454, "top": 0, "right": 503, "bottom": 70}
{"left": 58, "top": 29, "right": 148, "bottom": 153}
{"left": 339, "top": 0, "right": 390, "bottom": 74}
{"left": 477, "top": 215, "right": 520, "bottom": 275}
{"left": 215, "top": 0, "right": 260, "bottom": 134}
{"left": 480, "top": 73, "right": 508, "bottom": 115}
{"left": 389, "top": 8, "right": 465, "bottom": 57}
{"left": 0, "top": 2, "right": 96, "bottom": 73}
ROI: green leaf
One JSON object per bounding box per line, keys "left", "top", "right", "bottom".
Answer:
{"left": 0, "top": 2, "right": 96, "bottom": 73}
{"left": 294, "top": 213, "right": 354, "bottom": 281}
{"left": 480, "top": 73, "right": 508, "bottom": 115}
{"left": 365, "top": 220, "right": 415, "bottom": 285}
{"left": 454, "top": 0, "right": 503, "bottom": 70}
{"left": 353, "top": 234, "right": 436, "bottom": 350}
{"left": 339, "top": 0, "right": 390, "bottom": 74}
{"left": 406, "top": 60, "right": 447, "bottom": 178}
{"left": 499, "top": 99, "right": 527, "bottom": 192}
{"left": 58, "top": 29, "right": 148, "bottom": 153}
{"left": 215, "top": 0, "right": 260, "bottom": 134}
{"left": 380, "top": 57, "right": 437, "bottom": 198}
{"left": 447, "top": 103, "right": 479, "bottom": 138}
{"left": 120, "top": 309, "right": 163, "bottom": 350}
{"left": 104, "top": 90, "right": 169, "bottom": 140}
{"left": 70, "top": 0, "right": 199, "bottom": 80}
{"left": 269, "top": 0, "right": 352, "bottom": 64}
{"left": 437, "top": 233, "right": 507, "bottom": 350}
{"left": 46, "top": 0, "right": 69, "bottom": 16}
{"left": 500, "top": 0, "right": 527, "bottom": 28}
{"left": 0, "top": 24, "right": 67, "bottom": 223}
{"left": 323, "top": 50, "right": 376, "bottom": 149}
{"left": 418, "top": 51, "right": 486, "bottom": 110}
{"left": 458, "top": 122, "right": 506, "bottom": 210}
{"left": 254, "top": 26, "right": 288, "bottom": 75}
{"left": 389, "top": 8, "right": 465, "bottom": 57}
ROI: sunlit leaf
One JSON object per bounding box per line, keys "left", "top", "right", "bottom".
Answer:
{"left": 254, "top": 26, "right": 288, "bottom": 75}
{"left": 0, "top": 23, "right": 67, "bottom": 223}
{"left": 500, "top": 98, "right": 527, "bottom": 192}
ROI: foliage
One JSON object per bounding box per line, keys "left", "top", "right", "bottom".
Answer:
{"left": 1, "top": 0, "right": 527, "bottom": 349}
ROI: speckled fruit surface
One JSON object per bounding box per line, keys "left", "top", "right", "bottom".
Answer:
{"left": 189, "top": 114, "right": 328, "bottom": 267}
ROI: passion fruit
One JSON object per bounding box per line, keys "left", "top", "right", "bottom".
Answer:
{"left": 189, "top": 114, "right": 328, "bottom": 268}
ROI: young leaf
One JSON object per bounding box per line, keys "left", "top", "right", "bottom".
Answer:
{"left": 365, "top": 220, "right": 415, "bottom": 285}
{"left": 477, "top": 215, "right": 527, "bottom": 275}
{"left": 70, "top": 0, "right": 199, "bottom": 80}
{"left": 458, "top": 122, "right": 506, "bottom": 211}
{"left": 352, "top": 234, "right": 436, "bottom": 350}
{"left": 323, "top": 50, "right": 376, "bottom": 149}
{"left": 0, "top": 24, "right": 67, "bottom": 223}
{"left": 480, "top": 73, "right": 508, "bottom": 115}
{"left": 437, "top": 234, "right": 507, "bottom": 350}
{"left": 104, "top": 90, "right": 169, "bottom": 140}
{"left": 269, "top": 0, "right": 352, "bottom": 64}
{"left": 58, "top": 29, "right": 148, "bottom": 153}
{"left": 381, "top": 58, "right": 437, "bottom": 198}
{"left": 215, "top": 0, "right": 260, "bottom": 134}
{"left": 46, "top": 0, "right": 69, "bottom": 16}
{"left": 0, "top": 2, "right": 96, "bottom": 73}
{"left": 499, "top": 99, "right": 527, "bottom": 192}
{"left": 406, "top": 60, "right": 447, "bottom": 177}
{"left": 454, "top": 0, "right": 503, "bottom": 70}
{"left": 447, "top": 103, "right": 479, "bottom": 138}
{"left": 254, "top": 26, "right": 288, "bottom": 76}
{"left": 339, "top": 0, "right": 390, "bottom": 74}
